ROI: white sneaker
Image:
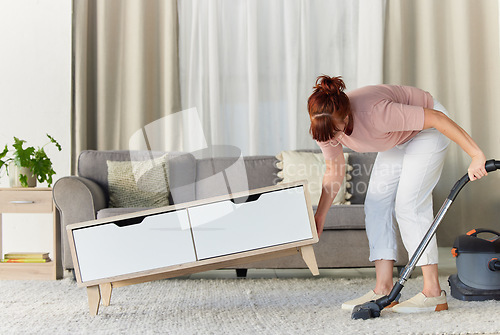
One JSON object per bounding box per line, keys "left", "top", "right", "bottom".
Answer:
{"left": 341, "top": 290, "right": 399, "bottom": 312}
{"left": 392, "top": 291, "right": 448, "bottom": 314}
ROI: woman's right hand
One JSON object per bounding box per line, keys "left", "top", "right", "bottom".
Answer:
{"left": 314, "top": 213, "right": 326, "bottom": 238}
{"left": 314, "top": 154, "right": 345, "bottom": 239}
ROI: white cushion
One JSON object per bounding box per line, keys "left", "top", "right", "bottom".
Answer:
{"left": 275, "top": 151, "right": 352, "bottom": 206}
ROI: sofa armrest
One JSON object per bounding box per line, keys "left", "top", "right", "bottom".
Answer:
{"left": 52, "top": 176, "right": 107, "bottom": 270}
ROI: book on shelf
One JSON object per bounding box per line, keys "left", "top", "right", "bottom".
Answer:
{"left": 4, "top": 252, "right": 50, "bottom": 259}
{"left": 1, "top": 258, "right": 50, "bottom": 263}
{"left": 2, "top": 252, "right": 51, "bottom": 263}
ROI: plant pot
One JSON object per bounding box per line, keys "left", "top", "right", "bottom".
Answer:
{"left": 8, "top": 162, "right": 37, "bottom": 188}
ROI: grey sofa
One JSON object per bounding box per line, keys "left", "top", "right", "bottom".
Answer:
{"left": 53, "top": 148, "right": 408, "bottom": 276}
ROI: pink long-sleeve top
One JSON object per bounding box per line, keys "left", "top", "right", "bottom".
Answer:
{"left": 316, "top": 84, "right": 434, "bottom": 160}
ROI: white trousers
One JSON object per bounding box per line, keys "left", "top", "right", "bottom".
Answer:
{"left": 364, "top": 99, "right": 450, "bottom": 266}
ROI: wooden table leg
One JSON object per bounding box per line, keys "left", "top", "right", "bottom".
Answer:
{"left": 100, "top": 282, "right": 112, "bottom": 307}
{"left": 300, "top": 245, "right": 319, "bottom": 276}
{"left": 87, "top": 285, "right": 101, "bottom": 316}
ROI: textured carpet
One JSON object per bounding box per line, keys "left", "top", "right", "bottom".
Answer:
{"left": 0, "top": 275, "right": 499, "bottom": 334}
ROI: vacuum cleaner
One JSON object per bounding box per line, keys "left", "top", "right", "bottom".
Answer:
{"left": 351, "top": 159, "right": 500, "bottom": 320}
{"left": 448, "top": 228, "right": 500, "bottom": 301}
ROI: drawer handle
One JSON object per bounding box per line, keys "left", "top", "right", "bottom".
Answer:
{"left": 112, "top": 209, "right": 178, "bottom": 227}
{"left": 9, "top": 200, "right": 35, "bottom": 204}
{"left": 230, "top": 193, "right": 261, "bottom": 204}
{"left": 114, "top": 216, "right": 145, "bottom": 227}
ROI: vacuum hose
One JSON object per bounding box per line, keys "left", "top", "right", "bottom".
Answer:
{"left": 488, "top": 258, "right": 500, "bottom": 271}
{"left": 448, "top": 159, "right": 500, "bottom": 201}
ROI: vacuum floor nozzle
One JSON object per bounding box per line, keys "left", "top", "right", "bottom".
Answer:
{"left": 351, "top": 301, "right": 382, "bottom": 320}
{"left": 351, "top": 284, "right": 403, "bottom": 319}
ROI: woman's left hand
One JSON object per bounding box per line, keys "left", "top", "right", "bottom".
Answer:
{"left": 468, "top": 152, "right": 487, "bottom": 181}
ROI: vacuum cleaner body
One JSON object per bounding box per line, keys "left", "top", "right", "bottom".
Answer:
{"left": 448, "top": 229, "right": 500, "bottom": 301}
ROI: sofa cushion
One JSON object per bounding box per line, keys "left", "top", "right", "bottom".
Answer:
{"left": 314, "top": 204, "right": 366, "bottom": 230}
{"left": 97, "top": 207, "right": 149, "bottom": 219}
{"left": 243, "top": 156, "right": 281, "bottom": 190}
{"left": 195, "top": 155, "right": 279, "bottom": 201}
{"left": 288, "top": 149, "right": 376, "bottom": 205}
{"left": 275, "top": 150, "right": 352, "bottom": 206}
{"left": 78, "top": 150, "right": 197, "bottom": 205}
{"left": 107, "top": 154, "right": 170, "bottom": 208}
{"left": 344, "top": 151, "right": 377, "bottom": 204}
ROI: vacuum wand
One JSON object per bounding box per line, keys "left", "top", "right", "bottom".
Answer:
{"left": 351, "top": 159, "right": 500, "bottom": 320}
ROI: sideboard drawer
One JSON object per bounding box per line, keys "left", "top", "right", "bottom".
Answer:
{"left": 189, "top": 186, "right": 313, "bottom": 260}
{"left": 72, "top": 209, "right": 196, "bottom": 283}
{"left": 0, "top": 189, "right": 53, "bottom": 213}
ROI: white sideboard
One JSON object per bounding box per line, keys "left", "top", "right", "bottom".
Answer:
{"left": 189, "top": 187, "right": 313, "bottom": 260}
{"left": 73, "top": 210, "right": 196, "bottom": 283}
{"left": 67, "top": 181, "right": 319, "bottom": 316}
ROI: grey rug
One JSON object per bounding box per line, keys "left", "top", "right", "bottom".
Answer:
{"left": 1, "top": 275, "right": 499, "bottom": 334}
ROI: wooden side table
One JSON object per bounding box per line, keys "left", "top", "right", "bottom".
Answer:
{"left": 0, "top": 188, "right": 62, "bottom": 280}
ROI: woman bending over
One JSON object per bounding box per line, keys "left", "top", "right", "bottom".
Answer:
{"left": 308, "top": 75, "right": 486, "bottom": 314}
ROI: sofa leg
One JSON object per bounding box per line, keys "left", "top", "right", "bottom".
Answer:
{"left": 236, "top": 269, "right": 248, "bottom": 278}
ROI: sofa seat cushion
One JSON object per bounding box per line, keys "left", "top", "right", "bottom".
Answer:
{"left": 99, "top": 205, "right": 366, "bottom": 229}
{"left": 314, "top": 204, "right": 366, "bottom": 230}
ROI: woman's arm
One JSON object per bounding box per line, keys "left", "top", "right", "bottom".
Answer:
{"left": 423, "top": 108, "right": 487, "bottom": 180}
{"left": 315, "top": 153, "right": 345, "bottom": 237}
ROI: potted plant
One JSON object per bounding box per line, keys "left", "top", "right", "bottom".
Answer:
{"left": 0, "top": 134, "right": 62, "bottom": 188}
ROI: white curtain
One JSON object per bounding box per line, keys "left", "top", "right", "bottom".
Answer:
{"left": 384, "top": 0, "right": 500, "bottom": 246}
{"left": 178, "top": 0, "right": 386, "bottom": 156}
{"left": 72, "top": 0, "right": 181, "bottom": 172}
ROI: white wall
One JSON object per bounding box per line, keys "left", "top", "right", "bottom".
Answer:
{"left": 0, "top": 0, "right": 71, "bottom": 257}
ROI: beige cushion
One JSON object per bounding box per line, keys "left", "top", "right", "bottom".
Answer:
{"left": 107, "top": 154, "right": 170, "bottom": 208}
{"left": 275, "top": 151, "right": 352, "bottom": 206}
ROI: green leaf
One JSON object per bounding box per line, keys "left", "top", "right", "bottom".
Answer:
{"left": 31, "top": 147, "right": 56, "bottom": 187}
{"left": 19, "top": 174, "right": 28, "bottom": 187}
{"left": 46, "top": 134, "right": 62, "bottom": 151}
{"left": 0, "top": 145, "right": 8, "bottom": 160}
{"left": 12, "top": 137, "right": 35, "bottom": 168}
{"left": 0, "top": 145, "right": 8, "bottom": 171}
